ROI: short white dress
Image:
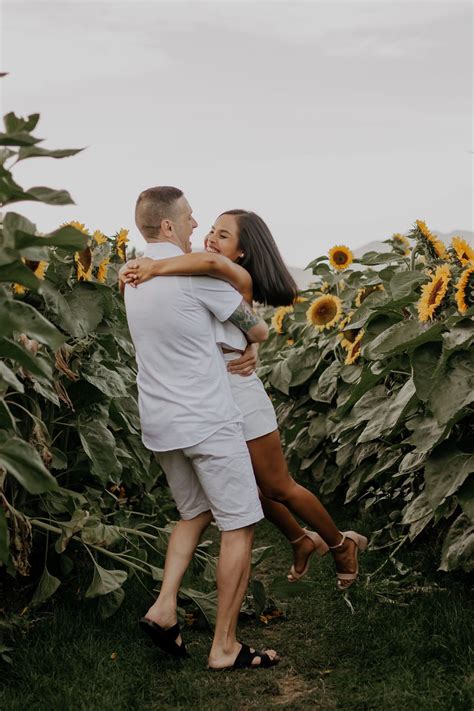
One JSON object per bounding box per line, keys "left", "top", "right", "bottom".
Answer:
{"left": 214, "top": 319, "right": 278, "bottom": 441}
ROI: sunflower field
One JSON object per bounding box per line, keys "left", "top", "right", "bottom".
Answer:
{"left": 0, "top": 111, "right": 224, "bottom": 663}
{"left": 259, "top": 227, "right": 474, "bottom": 575}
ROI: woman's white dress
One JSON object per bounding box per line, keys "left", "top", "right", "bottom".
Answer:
{"left": 214, "top": 319, "right": 277, "bottom": 441}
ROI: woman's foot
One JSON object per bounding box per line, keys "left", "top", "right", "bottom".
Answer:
{"left": 143, "top": 605, "right": 183, "bottom": 648}
{"left": 287, "top": 530, "right": 329, "bottom": 582}
{"left": 329, "top": 531, "right": 368, "bottom": 589}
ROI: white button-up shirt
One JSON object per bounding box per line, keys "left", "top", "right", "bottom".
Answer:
{"left": 124, "top": 242, "right": 243, "bottom": 451}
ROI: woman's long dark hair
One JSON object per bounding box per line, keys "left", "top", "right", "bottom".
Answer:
{"left": 220, "top": 210, "right": 298, "bottom": 307}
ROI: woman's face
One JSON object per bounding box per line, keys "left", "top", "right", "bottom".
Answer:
{"left": 204, "top": 214, "right": 243, "bottom": 263}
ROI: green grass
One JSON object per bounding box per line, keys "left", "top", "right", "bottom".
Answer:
{"left": 1, "top": 513, "right": 473, "bottom": 711}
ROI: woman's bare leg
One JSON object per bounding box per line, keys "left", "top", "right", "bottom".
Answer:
{"left": 248, "top": 431, "right": 357, "bottom": 576}
{"left": 259, "top": 490, "right": 320, "bottom": 575}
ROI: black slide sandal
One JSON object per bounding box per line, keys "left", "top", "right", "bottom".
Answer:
{"left": 209, "top": 643, "right": 279, "bottom": 671}
{"left": 139, "top": 618, "right": 189, "bottom": 658}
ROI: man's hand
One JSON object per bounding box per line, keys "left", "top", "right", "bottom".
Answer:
{"left": 120, "top": 257, "right": 156, "bottom": 288}
{"left": 226, "top": 343, "right": 259, "bottom": 377}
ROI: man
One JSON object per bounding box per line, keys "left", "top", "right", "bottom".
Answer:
{"left": 124, "top": 186, "right": 279, "bottom": 671}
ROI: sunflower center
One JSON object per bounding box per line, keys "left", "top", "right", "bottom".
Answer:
{"left": 334, "top": 251, "right": 348, "bottom": 265}
{"left": 314, "top": 302, "right": 337, "bottom": 324}
{"left": 427, "top": 278, "right": 443, "bottom": 306}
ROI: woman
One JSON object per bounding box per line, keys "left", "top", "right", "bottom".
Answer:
{"left": 121, "top": 210, "right": 368, "bottom": 589}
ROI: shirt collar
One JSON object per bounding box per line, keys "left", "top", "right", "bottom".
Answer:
{"left": 144, "top": 242, "right": 185, "bottom": 258}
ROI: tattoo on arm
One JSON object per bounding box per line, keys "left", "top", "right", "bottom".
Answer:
{"left": 228, "top": 300, "right": 261, "bottom": 333}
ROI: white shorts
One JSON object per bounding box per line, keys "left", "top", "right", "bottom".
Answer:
{"left": 154, "top": 422, "right": 264, "bottom": 531}
{"left": 223, "top": 353, "right": 278, "bottom": 441}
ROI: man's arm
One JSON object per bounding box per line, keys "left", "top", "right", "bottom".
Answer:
{"left": 120, "top": 254, "right": 253, "bottom": 303}
{"left": 228, "top": 300, "right": 268, "bottom": 343}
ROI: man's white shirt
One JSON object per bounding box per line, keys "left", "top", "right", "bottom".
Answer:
{"left": 124, "top": 242, "right": 243, "bottom": 451}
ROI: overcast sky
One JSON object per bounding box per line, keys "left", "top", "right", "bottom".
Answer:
{"left": 2, "top": 0, "right": 472, "bottom": 267}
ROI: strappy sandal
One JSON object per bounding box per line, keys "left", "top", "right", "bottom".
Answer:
{"left": 287, "top": 529, "right": 330, "bottom": 582}
{"left": 139, "top": 617, "right": 189, "bottom": 658}
{"left": 209, "top": 643, "right": 280, "bottom": 672}
{"left": 329, "top": 530, "right": 368, "bottom": 590}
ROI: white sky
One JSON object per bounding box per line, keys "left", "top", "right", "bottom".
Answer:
{"left": 1, "top": 0, "right": 473, "bottom": 266}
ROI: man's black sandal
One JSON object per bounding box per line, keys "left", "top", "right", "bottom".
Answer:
{"left": 139, "top": 617, "right": 189, "bottom": 658}
{"left": 209, "top": 643, "right": 279, "bottom": 671}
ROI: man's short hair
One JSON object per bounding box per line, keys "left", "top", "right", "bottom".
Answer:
{"left": 135, "top": 186, "right": 184, "bottom": 240}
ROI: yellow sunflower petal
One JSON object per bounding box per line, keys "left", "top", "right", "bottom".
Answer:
{"left": 414, "top": 220, "right": 447, "bottom": 260}
{"left": 417, "top": 264, "right": 451, "bottom": 322}
{"left": 451, "top": 236, "right": 474, "bottom": 266}
{"left": 328, "top": 245, "right": 354, "bottom": 271}
{"left": 306, "top": 295, "right": 343, "bottom": 331}
{"left": 93, "top": 230, "right": 108, "bottom": 245}
{"left": 96, "top": 257, "right": 110, "bottom": 283}
{"left": 344, "top": 329, "right": 364, "bottom": 365}
{"left": 455, "top": 265, "right": 474, "bottom": 314}
{"left": 271, "top": 305, "right": 294, "bottom": 334}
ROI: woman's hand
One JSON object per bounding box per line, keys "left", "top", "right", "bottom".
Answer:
{"left": 120, "top": 257, "right": 156, "bottom": 288}
{"left": 226, "top": 343, "right": 259, "bottom": 377}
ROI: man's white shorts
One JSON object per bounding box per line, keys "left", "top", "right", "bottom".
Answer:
{"left": 154, "top": 422, "right": 264, "bottom": 531}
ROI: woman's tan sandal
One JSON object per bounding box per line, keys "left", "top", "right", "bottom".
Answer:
{"left": 287, "top": 529, "right": 330, "bottom": 582}
{"left": 329, "top": 530, "right": 368, "bottom": 590}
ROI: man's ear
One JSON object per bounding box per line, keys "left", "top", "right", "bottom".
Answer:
{"left": 161, "top": 219, "right": 173, "bottom": 237}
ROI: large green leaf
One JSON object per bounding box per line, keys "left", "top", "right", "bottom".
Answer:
{"left": 424, "top": 443, "right": 474, "bottom": 513}
{"left": 439, "top": 514, "right": 474, "bottom": 572}
{"left": 269, "top": 360, "right": 291, "bottom": 395}
{"left": 309, "top": 360, "right": 341, "bottom": 403}
{"left": 15, "top": 225, "right": 88, "bottom": 252}
{"left": 406, "top": 414, "right": 446, "bottom": 453}
{"left": 81, "top": 519, "right": 122, "bottom": 547}
{"left": 389, "top": 270, "right": 427, "bottom": 300}
{"left": 22, "top": 186, "right": 74, "bottom": 206}
{"left": 457, "top": 477, "right": 474, "bottom": 522}
{"left": 381, "top": 378, "right": 417, "bottom": 434}
{"left": 1, "top": 212, "right": 37, "bottom": 248}
{"left": 55, "top": 510, "right": 90, "bottom": 554}
{"left": 0, "top": 361, "right": 24, "bottom": 394}
{"left": 0, "top": 247, "right": 41, "bottom": 290}
{"left": 4, "top": 112, "right": 40, "bottom": 134}
{"left": 31, "top": 565, "right": 61, "bottom": 606}
{"left": 77, "top": 418, "right": 122, "bottom": 482}
{"left": 401, "top": 492, "right": 433, "bottom": 541}
{"left": 0, "top": 434, "right": 58, "bottom": 494}
{"left": 364, "top": 319, "right": 444, "bottom": 360}
{"left": 85, "top": 563, "right": 127, "bottom": 598}
{"left": 0, "top": 337, "right": 52, "bottom": 378}
{"left": 82, "top": 363, "right": 129, "bottom": 398}
{"left": 429, "top": 350, "right": 474, "bottom": 426}
{"left": 59, "top": 284, "right": 105, "bottom": 337}
{"left": 411, "top": 343, "right": 442, "bottom": 401}
{"left": 17, "top": 146, "right": 83, "bottom": 162}
{"left": 0, "top": 298, "right": 64, "bottom": 349}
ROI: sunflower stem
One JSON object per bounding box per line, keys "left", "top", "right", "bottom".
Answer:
{"left": 410, "top": 245, "right": 420, "bottom": 271}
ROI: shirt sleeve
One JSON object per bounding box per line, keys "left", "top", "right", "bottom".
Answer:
{"left": 190, "top": 276, "right": 243, "bottom": 322}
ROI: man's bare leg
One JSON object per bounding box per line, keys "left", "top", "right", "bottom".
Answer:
{"left": 208, "top": 524, "right": 278, "bottom": 669}
{"left": 145, "top": 510, "right": 213, "bottom": 643}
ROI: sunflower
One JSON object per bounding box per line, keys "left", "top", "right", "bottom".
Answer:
{"left": 338, "top": 311, "right": 357, "bottom": 350}
{"left": 306, "top": 294, "right": 343, "bottom": 331}
{"left": 450, "top": 236, "right": 474, "bottom": 266}
{"left": 329, "top": 245, "right": 353, "bottom": 271}
{"left": 413, "top": 220, "right": 447, "bottom": 260}
{"left": 320, "top": 281, "right": 330, "bottom": 293}
{"left": 96, "top": 257, "right": 110, "bottom": 284}
{"left": 455, "top": 266, "right": 474, "bottom": 314}
{"left": 345, "top": 329, "right": 365, "bottom": 365}
{"left": 392, "top": 233, "right": 410, "bottom": 255}
{"left": 354, "top": 283, "right": 384, "bottom": 308}
{"left": 93, "top": 229, "right": 108, "bottom": 245}
{"left": 116, "top": 228, "right": 129, "bottom": 261}
{"left": 12, "top": 259, "right": 48, "bottom": 294}
{"left": 64, "top": 220, "right": 90, "bottom": 236}
{"left": 294, "top": 296, "right": 308, "bottom": 304}
{"left": 74, "top": 247, "right": 93, "bottom": 282}
{"left": 417, "top": 264, "right": 451, "bottom": 322}
{"left": 271, "top": 305, "right": 294, "bottom": 334}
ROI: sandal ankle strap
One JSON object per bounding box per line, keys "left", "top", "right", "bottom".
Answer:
{"left": 328, "top": 533, "right": 346, "bottom": 550}
{"left": 290, "top": 533, "right": 307, "bottom": 545}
